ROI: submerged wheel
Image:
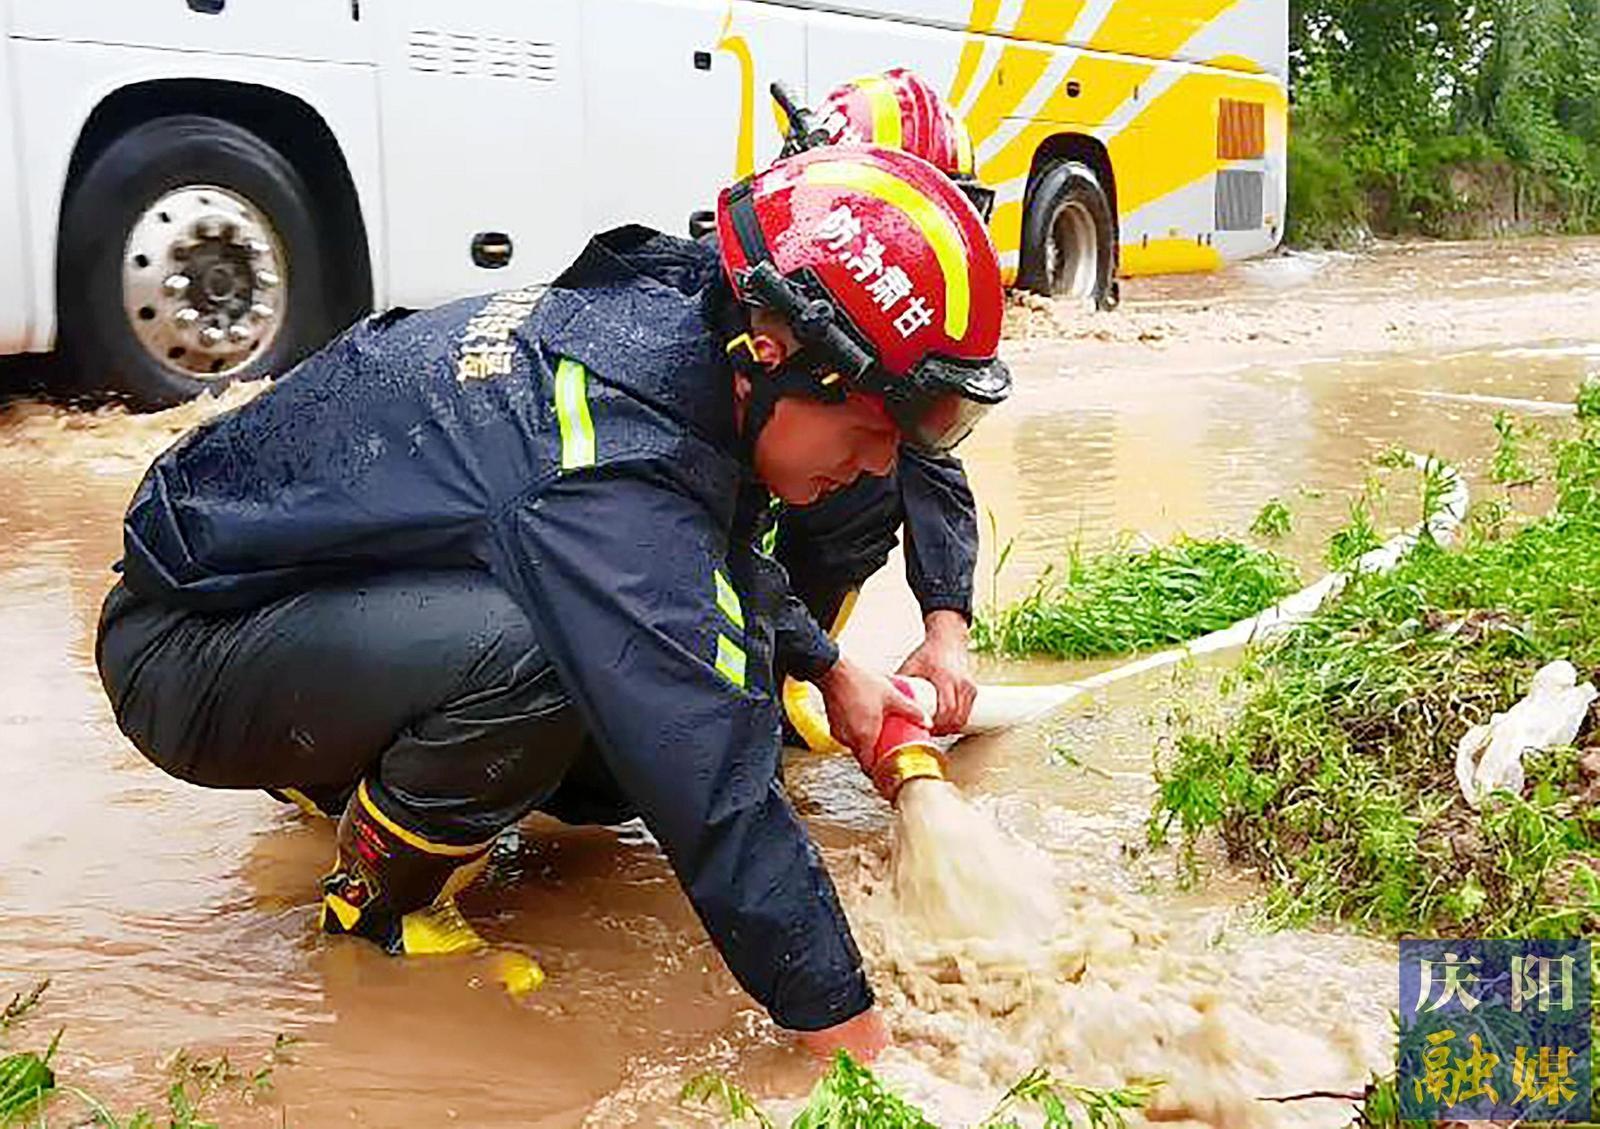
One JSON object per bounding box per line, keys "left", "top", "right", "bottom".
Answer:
{"left": 58, "top": 115, "right": 341, "bottom": 408}
{"left": 1017, "top": 159, "right": 1118, "bottom": 310}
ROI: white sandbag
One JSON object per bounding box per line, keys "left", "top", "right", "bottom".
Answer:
{"left": 1455, "top": 660, "right": 1598, "bottom": 808}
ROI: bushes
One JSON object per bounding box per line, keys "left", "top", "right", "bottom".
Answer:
{"left": 1286, "top": 0, "right": 1600, "bottom": 243}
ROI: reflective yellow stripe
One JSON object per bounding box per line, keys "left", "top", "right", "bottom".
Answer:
{"left": 713, "top": 569, "right": 744, "bottom": 629}
{"left": 854, "top": 76, "right": 904, "bottom": 150}
{"left": 715, "top": 634, "right": 747, "bottom": 689}
{"left": 554, "top": 357, "right": 596, "bottom": 470}
{"left": 357, "top": 781, "right": 491, "bottom": 857}
{"left": 804, "top": 162, "right": 970, "bottom": 339}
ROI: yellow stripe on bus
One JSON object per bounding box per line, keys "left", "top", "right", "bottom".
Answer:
{"left": 715, "top": 31, "right": 756, "bottom": 178}
{"left": 805, "top": 163, "right": 971, "bottom": 339}
{"left": 1088, "top": 0, "right": 1241, "bottom": 62}
{"left": 988, "top": 199, "right": 1024, "bottom": 262}
{"left": 962, "top": 0, "right": 1088, "bottom": 145}
{"left": 1107, "top": 69, "right": 1286, "bottom": 217}
{"left": 964, "top": 45, "right": 1051, "bottom": 146}
{"left": 975, "top": 55, "right": 1155, "bottom": 188}
{"left": 1013, "top": 0, "right": 1089, "bottom": 43}
{"left": 948, "top": 0, "right": 1004, "bottom": 108}
{"left": 1120, "top": 238, "right": 1222, "bottom": 276}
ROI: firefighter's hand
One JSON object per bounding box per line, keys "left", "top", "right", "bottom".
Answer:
{"left": 815, "top": 654, "right": 925, "bottom": 767}
{"left": 896, "top": 610, "right": 976, "bottom": 736}
{"left": 796, "top": 1007, "right": 891, "bottom": 1063}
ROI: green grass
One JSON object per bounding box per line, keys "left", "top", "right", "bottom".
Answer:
{"left": 1325, "top": 485, "right": 1385, "bottom": 570}
{"left": 1578, "top": 376, "right": 1600, "bottom": 422}
{"left": 1250, "top": 498, "right": 1294, "bottom": 540}
{"left": 682, "top": 1053, "right": 1157, "bottom": 1129}
{"left": 1150, "top": 395, "right": 1600, "bottom": 938}
{"left": 973, "top": 537, "right": 1301, "bottom": 661}
{"left": 1491, "top": 411, "right": 1538, "bottom": 486}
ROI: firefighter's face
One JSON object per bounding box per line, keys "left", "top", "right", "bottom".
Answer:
{"left": 757, "top": 391, "right": 901, "bottom": 505}
{"left": 738, "top": 311, "right": 901, "bottom": 506}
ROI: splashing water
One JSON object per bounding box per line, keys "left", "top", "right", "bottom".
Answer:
{"left": 890, "top": 779, "right": 1059, "bottom": 947}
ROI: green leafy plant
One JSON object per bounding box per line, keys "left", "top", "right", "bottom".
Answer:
{"left": 1491, "top": 411, "right": 1536, "bottom": 485}
{"left": 1577, "top": 376, "right": 1600, "bottom": 422}
{"left": 974, "top": 537, "right": 1299, "bottom": 660}
{"left": 680, "top": 1072, "right": 775, "bottom": 1128}
{"left": 979, "top": 1069, "right": 1159, "bottom": 1129}
{"left": 680, "top": 1059, "right": 1157, "bottom": 1129}
{"left": 791, "top": 1052, "right": 937, "bottom": 1129}
{"left": 1325, "top": 489, "right": 1383, "bottom": 570}
{"left": 1250, "top": 497, "right": 1294, "bottom": 540}
{"left": 0, "top": 1030, "right": 60, "bottom": 1124}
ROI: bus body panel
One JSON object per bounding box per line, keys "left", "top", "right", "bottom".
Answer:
{"left": 373, "top": 0, "right": 586, "bottom": 308}
{"left": 0, "top": 29, "right": 32, "bottom": 351}
{"left": 579, "top": 0, "right": 805, "bottom": 240}
{"left": 8, "top": 0, "right": 370, "bottom": 65}
{"left": 1, "top": 0, "right": 1289, "bottom": 359}
{"left": 798, "top": 2, "right": 1285, "bottom": 282}
{"left": 739, "top": 0, "right": 1286, "bottom": 75}
{"left": 10, "top": 38, "right": 386, "bottom": 352}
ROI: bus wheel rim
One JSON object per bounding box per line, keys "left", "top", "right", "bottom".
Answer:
{"left": 1047, "top": 199, "right": 1099, "bottom": 301}
{"left": 122, "top": 185, "right": 287, "bottom": 381}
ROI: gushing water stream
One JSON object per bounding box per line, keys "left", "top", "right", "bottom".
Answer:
{"left": 890, "top": 779, "right": 1060, "bottom": 948}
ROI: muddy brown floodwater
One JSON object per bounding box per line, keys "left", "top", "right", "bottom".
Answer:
{"left": 1, "top": 237, "right": 1597, "bottom": 1127}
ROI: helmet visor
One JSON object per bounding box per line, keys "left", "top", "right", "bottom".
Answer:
{"left": 884, "top": 355, "right": 1012, "bottom": 453}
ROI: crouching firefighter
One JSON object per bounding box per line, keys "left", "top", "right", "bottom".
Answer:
{"left": 96, "top": 145, "right": 1010, "bottom": 1060}
{"left": 740, "top": 69, "right": 997, "bottom": 737}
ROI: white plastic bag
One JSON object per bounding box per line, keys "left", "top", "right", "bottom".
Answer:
{"left": 1455, "top": 660, "right": 1598, "bottom": 808}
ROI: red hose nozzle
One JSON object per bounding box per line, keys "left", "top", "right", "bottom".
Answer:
{"left": 870, "top": 677, "right": 948, "bottom": 803}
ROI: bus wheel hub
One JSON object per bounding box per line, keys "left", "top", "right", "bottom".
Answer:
{"left": 123, "top": 185, "right": 286, "bottom": 380}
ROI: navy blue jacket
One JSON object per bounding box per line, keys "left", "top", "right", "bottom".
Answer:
{"left": 119, "top": 226, "right": 871, "bottom": 1031}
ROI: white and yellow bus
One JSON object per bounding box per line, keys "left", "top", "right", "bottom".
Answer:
{"left": 0, "top": 0, "right": 1287, "bottom": 405}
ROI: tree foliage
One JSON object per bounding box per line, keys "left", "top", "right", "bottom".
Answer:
{"left": 1288, "top": 0, "right": 1600, "bottom": 243}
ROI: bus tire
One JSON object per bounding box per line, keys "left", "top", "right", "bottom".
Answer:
{"left": 58, "top": 114, "right": 339, "bottom": 409}
{"left": 1017, "top": 159, "right": 1118, "bottom": 310}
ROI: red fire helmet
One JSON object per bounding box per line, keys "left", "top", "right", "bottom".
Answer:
{"left": 815, "top": 68, "right": 976, "bottom": 181}
{"left": 800, "top": 68, "right": 994, "bottom": 222}
{"left": 716, "top": 145, "right": 1009, "bottom": 453}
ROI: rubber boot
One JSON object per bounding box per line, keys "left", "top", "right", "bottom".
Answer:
{"left": 267, "top": 783, "right": 352, "bottom": 820}
{"left": 320, "top": 781, "right": 544, "bottom": 995}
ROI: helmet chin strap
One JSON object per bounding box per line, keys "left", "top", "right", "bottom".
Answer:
{"left": 726, "top": 333, "right": 839, "bottom": 466}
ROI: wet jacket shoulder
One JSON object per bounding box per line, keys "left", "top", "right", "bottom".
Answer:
{"left": 118, "top": 227, "right": 738, "bottom": 608}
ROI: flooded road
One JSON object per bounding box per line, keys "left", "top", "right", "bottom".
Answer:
{"left": 2, "top": 236, "right": 1597, "bottom": 1126}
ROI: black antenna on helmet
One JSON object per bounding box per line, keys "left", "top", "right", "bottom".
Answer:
{"left": 771, "top": 81, "right": 831, "bottom": 158}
